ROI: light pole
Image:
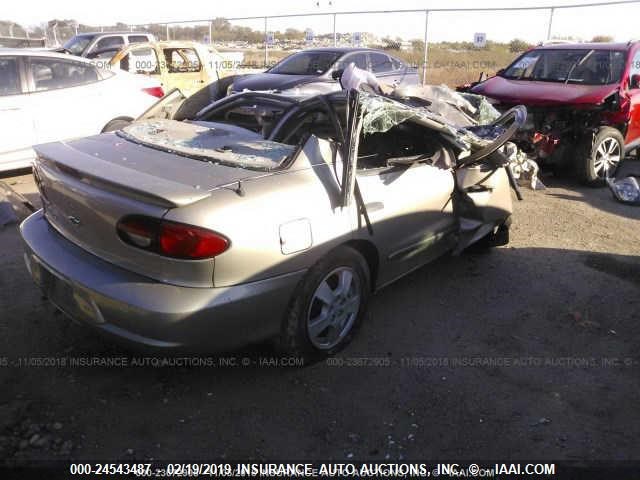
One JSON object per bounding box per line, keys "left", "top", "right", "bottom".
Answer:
{"left": 422, "top": 11, "right": 429, "bottom": 85}
{"left": 264, "top": 17, "right": 268, "bottom": 68}
{"left": 546, "top": 7, "right": 555, "bottom": 40}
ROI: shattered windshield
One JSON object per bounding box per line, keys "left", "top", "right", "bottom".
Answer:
{"left": 358, "top": 92, "right": 493, "bottom": 151}
{"left": 502, "top": 49, "right": 626, "bottom": 85}
{"left": 63, "top": 35, "right": 95, "bottom": 55}
{"left": 360, "top": 95, "right": 420, "bottom": 134}
{"left": 268, "top": 51, "right": 342, "bottom": 75}
{"left": 118, "top": 120, "right": 295, "bottom": 171}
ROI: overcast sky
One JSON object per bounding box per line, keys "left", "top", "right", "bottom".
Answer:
{"left": 9, "top": 0, "right": 640, "bottom": 42}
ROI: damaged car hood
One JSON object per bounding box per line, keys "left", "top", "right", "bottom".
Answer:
{"left": 472, "top": 76, "right": 620, "bottom": 107}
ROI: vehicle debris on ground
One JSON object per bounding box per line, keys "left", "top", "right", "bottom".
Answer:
{"left": 606, "top": 159, "right": 640, "bottom": 204}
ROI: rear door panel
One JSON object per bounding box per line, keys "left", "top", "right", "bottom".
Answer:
{"left": 356, "top": 163, "right": 455, "bottom": 286}
{"left": 0, "top": 56, "right": 36, "bottom": 169}
{"left": 27, "top": 56, "right": 107, "bottom": 143}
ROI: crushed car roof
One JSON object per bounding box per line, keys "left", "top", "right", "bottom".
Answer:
{"left": 140, "top": 90, "right": 501, "bottom": 168}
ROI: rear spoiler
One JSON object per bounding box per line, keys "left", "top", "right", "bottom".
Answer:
{"left": 34, "top": 142, "right": 211, "bottom": 209}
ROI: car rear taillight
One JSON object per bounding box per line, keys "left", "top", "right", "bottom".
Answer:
{"left": 158, "top": 222, "right": 229, "bottom": 259}
{"left": 117, "top": 216, "right": 156, "bottom": 248}
{"left": 117, "top": 216, "right": 229, "bottom": 259}
{"left": 142, "top": 86, "right": 164, "bottom": 98}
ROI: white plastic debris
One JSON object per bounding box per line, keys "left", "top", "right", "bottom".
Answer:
{"left": 503, "top": 142, "right": 545, "bottom": 190}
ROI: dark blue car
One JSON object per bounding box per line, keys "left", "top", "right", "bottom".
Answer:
{"left": 229, "top": 47, "right": 420, "bottom": 96}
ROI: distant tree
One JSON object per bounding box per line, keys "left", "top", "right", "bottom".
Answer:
{"left": 212, "top": 18, "right": 232, "bottom": 31}
{"left": 509, "top": 38, "right": 529, "bottom": 52}
{"left": 411, "top": 39, "right": 425, "bottom": 51}
{"left": 283, "top": 28, "right": 304, "bottom": 40}
{"left": 591, "top": 35, "right": 614, "bottom": 43}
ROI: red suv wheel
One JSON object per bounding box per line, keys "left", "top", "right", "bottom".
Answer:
{"left": 576, "top": 127, "right": 624, "bottom": 185}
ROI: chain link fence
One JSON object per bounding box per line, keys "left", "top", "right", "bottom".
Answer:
{"left": 9, "top": 0, "right": 640, "bottom": 85}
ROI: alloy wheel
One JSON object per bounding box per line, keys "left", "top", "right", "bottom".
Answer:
{"left": 594, "top": 137, "right": 621, "bottom": 178}
{"left": 307, "top": 267, "right": 361, "bottom": 350}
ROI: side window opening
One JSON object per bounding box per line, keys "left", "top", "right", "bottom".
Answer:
{"left": 341, "top": 53, "right": 368, "bottom": 71}
{"left": 370, "top": 52, "right": 393, "bottom": 74}
{"left": 357, "top": 121, "right": 451, "bottom": 171}
{"left": 123, "top": 48, "right": 160, "bottom": 75}
{"left": 95, "top": 36, "right": 125, "bottom": 51}
{"left": 629, "top": 50, "right": 640, "bottom": 87}
{"left": 198, "top": 97, "right": 336, "bottom": 145}
{"left": 275, "top": 109, "right": 336, "bottom": 145}
{"left": 30, "top": 58, "right": 99, "bottom": 91}
{"left": 203, "top": 103, "right": 287, "bottom": 136}
{"left": 0, "top": 57, "right": 20, "bottom": 96}
{"left": 128, "top": 35, "right": 149, "bottom": 44}
{"left": 164, "top": 48, "right": 202, "bottom": 73}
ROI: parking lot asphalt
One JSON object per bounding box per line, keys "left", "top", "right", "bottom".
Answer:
{"left": 1, "top": 170, "right": 639, "bottom": 465}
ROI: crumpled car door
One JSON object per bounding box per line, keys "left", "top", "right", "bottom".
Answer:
{"left": 136, "top": 87, "right": 187, "bottom": 121}
{"left": 452, "top": 106, "right": 527, "bottom": 253}
{"left": 137, "top": 74, "right": 246, "bottom": 122}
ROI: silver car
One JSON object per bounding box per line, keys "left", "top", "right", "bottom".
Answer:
{"left": 20, "top": 88, "right": 525, "bottom": 357}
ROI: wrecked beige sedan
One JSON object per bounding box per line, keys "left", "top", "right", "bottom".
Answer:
{"left": 21, "top": 88, "right": 525, "bottom": 357}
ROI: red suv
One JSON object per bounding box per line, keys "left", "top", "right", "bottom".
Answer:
{"left": 469, "top": 42, "right": 640, "bottom": 184}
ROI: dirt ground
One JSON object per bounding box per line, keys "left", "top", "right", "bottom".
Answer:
{"left": 0, "top": 169, "right": 639, "bottom": 467}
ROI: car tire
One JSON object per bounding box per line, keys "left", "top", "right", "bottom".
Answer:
{"left": 576, "top": 127, "right": 624, "bottom": 185}
{"left": 101, "top": 118, "right": 133, "bottom": 133}
{"left": 279, "top": 246, "right": 371, "bottom": 361}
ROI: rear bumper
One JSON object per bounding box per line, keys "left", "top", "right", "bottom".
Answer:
{"left": 20, "top": 210, "right": 305, "bottom": 350}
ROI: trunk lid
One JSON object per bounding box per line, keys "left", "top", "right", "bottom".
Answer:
{"left": 33, "top": 123, "right": 290, "bottom": 287}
